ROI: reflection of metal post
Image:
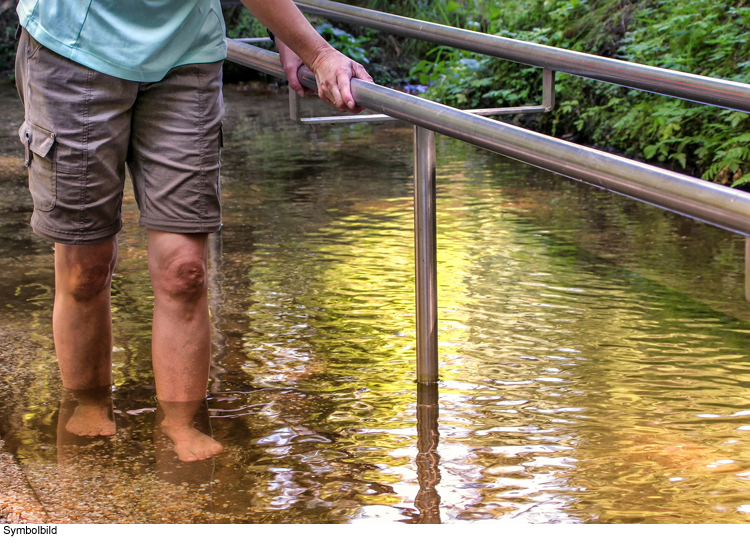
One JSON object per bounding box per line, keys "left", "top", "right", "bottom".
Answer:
{"left": 208, "top": 231, "right": 227, "bottom": 392}
{"left": 746, "top": 237, "right": 750, "bottom": 303}
{"left": 415, "top": 383, "right": 441, "bottom": 523}
{"left": 414, "top": 126, "right": 438, "bottom": 383}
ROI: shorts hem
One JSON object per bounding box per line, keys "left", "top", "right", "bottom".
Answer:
{"left": 30, "top": 216, "right": 122, "bottom": 245}
{"left": 139, "top": 217, "right": 222, "bottom": 235}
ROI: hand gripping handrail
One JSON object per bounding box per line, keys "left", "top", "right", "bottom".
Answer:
{"left": 227, "top": 41, "right": 750, "bottom": 236}
{"left": 226, "top": 40, "right": 750, "bottom": 383}
{"left": 294, "top": 0, "right": 750, "bottom": 113}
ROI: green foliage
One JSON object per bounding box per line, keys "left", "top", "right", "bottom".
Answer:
{"left": 224, "top": 8, "right": 272, "bottom": 45}
{"left": 0, "top": 7, "right": 18, "bottom": 81}
{"left": 403, "top": 0, "right": 750, "bottom": 186}
{"left": 603, "top": 0, "right": 750, "bottom": 186}
{"left": 218, "top": 0, "right": 750, "bottom": 185}
{"left": 315, "top": 22, "right": 371, "bottom": 64}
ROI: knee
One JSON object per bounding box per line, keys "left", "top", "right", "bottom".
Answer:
{"left": 56, "top": 239, "right": 117, "bottom": 302}
{"left": 65, "top": 261, "right": 115, "bottom": 302}
{"left": 156, "top": 257, "right": 207, "bottom": 300}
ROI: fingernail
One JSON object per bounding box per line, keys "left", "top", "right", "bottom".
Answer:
{"left": 348, "top": 101, "right": 354, "bottom": 108}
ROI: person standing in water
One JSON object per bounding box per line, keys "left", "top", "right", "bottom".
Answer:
{"left": 16, "top": 0, "right": 373, "bottom": 461}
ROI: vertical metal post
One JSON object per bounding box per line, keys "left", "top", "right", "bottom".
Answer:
{"left": 542, "top": 68, "right": 556, "bottom": 111}
{"left": 289, "top": 87, "right": 300, "bottom": 122}
{"left": 414, "top": 126, "right": 439, "bottom": 383}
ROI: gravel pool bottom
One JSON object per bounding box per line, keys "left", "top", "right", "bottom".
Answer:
{"left": 2, "top": 84, "right": 750, "bottom": 523}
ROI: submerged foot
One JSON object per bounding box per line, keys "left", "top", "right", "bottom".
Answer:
{"left": 161, "top": 423, "right": 223, "bottom": 462}
{"left": 65, "top": 402, "right": 116, "bottom": 437}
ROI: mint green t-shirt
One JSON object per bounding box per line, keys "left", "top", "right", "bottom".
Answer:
{"left": 17, "top": 0, "right": 227, "bottom": 82}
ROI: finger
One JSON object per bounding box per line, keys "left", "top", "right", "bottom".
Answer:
{"left": 316, "top": 83, "right": 334, "bottom": 107}
{"left": 328, "top": 77, "right": 345, "bottom": 111}
{"left": 353, "top": 63, "right": 374, "bottom": 84}
{"left": 286, "top": 70, "right": 306, "bottom": 97}
{"left": 282, "top": 59, "right": 306, "bottom": 97}
{"left": 336, "top": 69, "right": 356, "bottom": 111}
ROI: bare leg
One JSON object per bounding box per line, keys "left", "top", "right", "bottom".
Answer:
{"left": 53, "top": 238, "right": 118, "bottom": 436}
{"left": 148, "top": 230, "right": 222, "bottom": 460}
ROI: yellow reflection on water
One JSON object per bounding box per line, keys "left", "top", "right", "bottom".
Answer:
{"left": 4, "top": 86, "right": 750, "bottom": 523}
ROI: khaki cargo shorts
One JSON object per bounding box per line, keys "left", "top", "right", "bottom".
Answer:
{"left": 15, "top": 29, "right": 224, "bottom": 245}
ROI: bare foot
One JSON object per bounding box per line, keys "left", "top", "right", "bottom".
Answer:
{"left": 65, "top": 402, "right": 116, "bottom": 437}
{"left": 161, "top": 424, "right": 223, "bottom": 462}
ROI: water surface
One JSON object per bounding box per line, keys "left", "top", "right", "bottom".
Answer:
{"left": 2, "top": 83, "right": 750, "bottom": 523}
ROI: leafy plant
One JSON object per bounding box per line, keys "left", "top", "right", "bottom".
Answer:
{"left": 400, "top": 0, "right": 750, "bottom": 186}
{"left": 315, "top": 22, "right": 371, "bottom": 64}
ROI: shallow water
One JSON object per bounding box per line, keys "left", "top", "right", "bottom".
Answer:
{"left": 2, "top": 82, "right": 750, "bottom": 523}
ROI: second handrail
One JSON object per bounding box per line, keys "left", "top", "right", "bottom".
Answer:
{"left": 295, "top": 0, "right": 750, "bottom": 113}
{"left": 227, "top": 40, "right": 750, "bottom": 237}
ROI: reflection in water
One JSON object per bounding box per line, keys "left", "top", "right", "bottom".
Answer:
{"left": 208, "top": 231, "right": 228, "bottom": 394}
{"left": 415, "top": 384, "right": 441, "bottom": 524}
{"left": 2, "top": 83, "right": 750, "bottom": 523}
{"left": 53, "top": 392, "right": 216, "bottom": 522}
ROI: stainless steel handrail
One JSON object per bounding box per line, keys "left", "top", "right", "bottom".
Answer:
{"left": 226, "top": 39, "right": 750, "bottom": 383}
{"left": 294, "top": 0, "right": 750, "bottom": 113}
{"left": 228, "top": 41, "right": 750, "bottom": 237}
{"left": 288, "top": 68, "right": 555, "bottom": 124}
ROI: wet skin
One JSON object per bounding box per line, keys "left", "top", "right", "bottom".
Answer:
{"left": 53, "top": 231, "right": 223, "bottom": 460}
{"left": 158, "top": 399, "right": 223, "bottom": 462}
{"left": 64, "top": 387, "right": 116, "bottom": 437}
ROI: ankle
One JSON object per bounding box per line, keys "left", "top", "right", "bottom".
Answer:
{"left": 63, "top": 385, "right": 113, "bottom": 405}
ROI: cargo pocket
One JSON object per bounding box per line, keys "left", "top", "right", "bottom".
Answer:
{"left": 19, "top": 120, "right": 57, "bottom": 212}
